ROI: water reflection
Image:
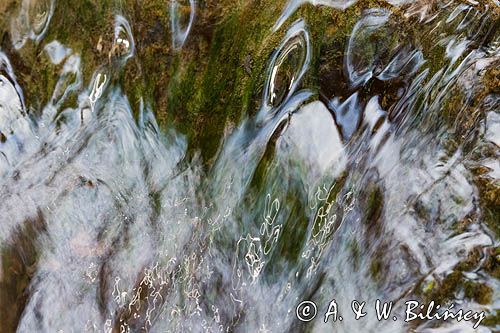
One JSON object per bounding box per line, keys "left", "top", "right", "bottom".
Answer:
{"left": 345, "top": 9, "right": 424, "bottom": 88}
{"left": 10, "top": 0, "right": 55, "bottom": 49}
{"left": 0, "top": 0, "right": 498, "bottom": 332}
{"left": 263, "top": 19, "right": 311, "bottom": 112}
{"left": 111, "top": 15, "right": 135, "bottom": 62}
{"left": 170, "top": 0, "right": 196, "bottom": 49}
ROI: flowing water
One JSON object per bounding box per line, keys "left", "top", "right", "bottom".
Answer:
{"left": 0, "top": 0, "right": 499, "bottom": 332}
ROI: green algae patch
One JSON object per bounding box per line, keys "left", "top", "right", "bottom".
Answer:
{"left": 2, "top": 0, "right": 496, "bottom": 164}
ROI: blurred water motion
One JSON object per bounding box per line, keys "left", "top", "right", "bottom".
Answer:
{"left": 0, "top": 0, "right": 499, "bottom": 332}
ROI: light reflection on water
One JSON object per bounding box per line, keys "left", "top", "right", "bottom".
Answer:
{"left": 0, "top": 0, "right": 499, "bottom": 332}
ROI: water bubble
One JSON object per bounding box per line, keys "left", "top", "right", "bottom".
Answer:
{"left": 110, "top": 15, "right": 135, "bottom": 62}
{"left": 264, "top": 19, "right": 311, "bottom": 109}
{"left": 170, "top": 0, "right": 196, "bottom": 50}
{"left": 345, "top": 9, "right": 391, "bottom": 87}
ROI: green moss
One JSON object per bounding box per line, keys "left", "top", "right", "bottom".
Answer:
{"left": 455, "top": 246, "right": 482, "bottom": 272}
{"left": 349, "top": 239, "right": 361, "bottom": 271}
{"left": 464, "top": 281, "right": 493, "bottom": 305}
{"left": 361, "top": 182, "right": 384, "bottom": 233}
{"left": 482, "top": 310, "right": 500, "bottom": 327}
{"left": 370, "top": 255, "right": 383, "bottom": 282}
{"left": 0, "top": 0, "right": 498, "bottom": 328}
{"left": 2, "top": 0, "right": 495, "bottom": 164}
{"left": 483, "top": 246, "right": 500, "bottom": 279}
{"left": 422, "top": 280, "right": 435, "bottom": 295}
{"left": 477, "top": 181, "right": 500, "bottom": 238}
{"left": 425, "top": 270, "right": 462, "bottom": 305}
{"left": 420, "top": 247, "right": 495, "bottom": 307}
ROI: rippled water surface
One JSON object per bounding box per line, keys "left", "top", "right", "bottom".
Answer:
{"left": 0, "top": 0, "right": 499, "bottom": 332}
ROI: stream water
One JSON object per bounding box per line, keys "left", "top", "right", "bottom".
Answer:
{"left": 0, "top": 0, "right": 499, "bottom": 332}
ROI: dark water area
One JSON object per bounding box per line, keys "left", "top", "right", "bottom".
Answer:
{"left": 0, "top": 0, "right": 499, "bottom": 332}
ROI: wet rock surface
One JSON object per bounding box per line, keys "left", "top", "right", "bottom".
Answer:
{"left": 0, "top": 0, "right": 499, "bottom": 332}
